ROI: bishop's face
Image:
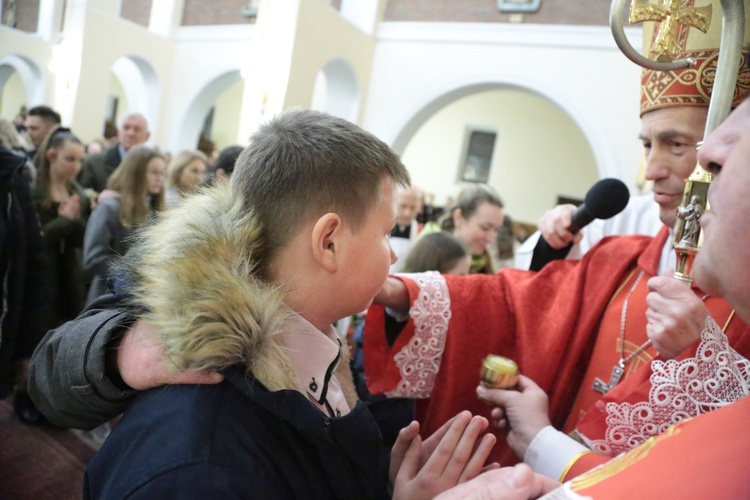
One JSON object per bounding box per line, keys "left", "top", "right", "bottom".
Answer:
{"left": 640, "top": 106, "right": 707, "bottom": 228}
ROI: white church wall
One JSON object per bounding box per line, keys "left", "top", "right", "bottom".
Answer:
{"left": 162, "top": 24, "right": 254, "bottom": 153}
{"left": 363, "top": 22, "right": 644, "bottom": 223}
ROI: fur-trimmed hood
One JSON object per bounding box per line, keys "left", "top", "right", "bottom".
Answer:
{"left": 124, "top": 184, "right": 301, "bottom": 393}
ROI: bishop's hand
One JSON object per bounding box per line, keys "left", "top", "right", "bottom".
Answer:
{"left": 476, "top": 375, "right": 550, "bottom": 461}
{"left": 645, "top": 270, "right": 708, "bottom": 360}
{"left": 434, "top": 463, "right": 559, "bottom": 500}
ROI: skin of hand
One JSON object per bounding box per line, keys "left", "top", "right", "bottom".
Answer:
{"left": 537, "top": 204, "right": 583, "bottom": 249}
{"left": 97, "top": 189, "right": 120, "bottom": 203}
{"left": 645, "top": 269, "right": 709, "bottom": 359}
{"left": 57, "top": 193, "right": 80, "bottom": 220}
{"left": 372, "top": 276, "right": 410, "bottom": 313}
{"left": 391, "top": 411, "right": 499, "bottom": 500}
{"left": 476, "top": 376, "right": 551, "bottom": 461}
{"left": 117, "top": 320, "right": 224, "bottom": 390}
{"left": 434, "top": 463, "right": 560, "bottom": 500}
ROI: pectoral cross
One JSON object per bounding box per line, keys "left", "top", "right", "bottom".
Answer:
{"left": 593, "top": 364, "right": 625, "bottom": 395}
{"left": 630, "top": 0, "right": 712, "bottom": 59}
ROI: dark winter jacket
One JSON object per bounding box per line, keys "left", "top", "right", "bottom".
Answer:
{"left": 84, "top": 367, "right": 390, "bottom": 499}
{"left": 0, "top": 147, "right": 49, "bottom": 398}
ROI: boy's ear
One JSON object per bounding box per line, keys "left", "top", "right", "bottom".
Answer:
{"left": 311, "top": 212, "right": 344, "bottom": 273}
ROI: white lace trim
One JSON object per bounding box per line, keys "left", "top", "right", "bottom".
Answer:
{"left": 386, "top": 272, "right": 451, "bottom": 399}
{"left": 582, "top": 317, "right": 750, "bottom": 456}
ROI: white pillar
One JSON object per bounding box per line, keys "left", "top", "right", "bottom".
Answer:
{"left": 149, "top": 0, "right": 184, "bottom": 38}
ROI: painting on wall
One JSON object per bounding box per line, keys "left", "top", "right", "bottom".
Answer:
{"left": 459, "top": 127, "right": 497, "bottom": 184}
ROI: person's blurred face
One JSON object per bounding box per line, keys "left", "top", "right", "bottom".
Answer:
{"left": 444, "top": 254, "right": 471, "bottom": 275}
{"left": 48, "top": 140, "right": 85, "bottom": 180}
{"left": 396, "top": 187, "right": 422, "bottom": 227}
{"left": 119, "top": 116, "right": 150, "bottom": 151}
{"left": 178, "top": 158, "right": 206, "bottom": 193}
{"left": 452, "top": 201, "right": 504, "bottom": 256}
{"left": 145, "top": 157, "right": 167, "bottom": 195}
{"left": 87, "top": 142, "right": 103, "bottom": 155}
{"left": 694, "top": 98, "right": 750, "bottom": 322}
{"left": 640, "top": 106, "right": 707, "bottom": 227}
{"left": 26, "top": 115, "right": 54, "bottom": 147}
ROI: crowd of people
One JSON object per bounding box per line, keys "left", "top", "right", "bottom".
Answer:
{"left": 0, "top": 106, "right": 243, "bottom": 425}
{"left": 3, "top": 4, "right": 750, "bottom": 497}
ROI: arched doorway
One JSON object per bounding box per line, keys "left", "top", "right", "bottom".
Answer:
{"left": 395, "top": 83, "right": 601, "bottom": 225}
{"left": 311, "top": 58, "right": 360, "bottom": 123}
{"left": 108, "top": 55, "right": 160, "bottom": 139}
{"left": 177, "top": 70, "right": 244, "bottom": 154}
{"left": 0, "top": 54, "right": 44, "bottom": 115}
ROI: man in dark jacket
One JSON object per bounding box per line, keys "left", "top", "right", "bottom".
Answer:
{"left": 0, "top": 146, "right": 49, "bottom": 423}
{"left": 78, "top": 113, "right": 150, "bottom": 194}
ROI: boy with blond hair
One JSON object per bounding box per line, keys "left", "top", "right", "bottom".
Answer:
{"left": 81, "top": 109, "right": 497, "bottom": 498}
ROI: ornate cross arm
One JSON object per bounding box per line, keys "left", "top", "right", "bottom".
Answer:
{"left": 610, "top": 0, "right": 698, "bottom": 71}
{"left": 630, "top": 0, "right": 712, "bottom": 60}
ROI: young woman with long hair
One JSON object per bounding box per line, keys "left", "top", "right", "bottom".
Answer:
{"left": 83, "top": 145, "right": 166, "bottom": 303}
{"left": 32, "top": 127, "right": 90, "bottom": 325}
{"left": 164, "top": 149, "right": 207, "bottom": 208}
{"left": 436, "top": 184, "right": 504, "bottom": 274}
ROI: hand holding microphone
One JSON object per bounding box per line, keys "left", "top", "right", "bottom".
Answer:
{"left": 538, "top": 204, "right": 584, "bottom": 250}
{"left": 529, "top": 178, "right": 630, "bottom": 272}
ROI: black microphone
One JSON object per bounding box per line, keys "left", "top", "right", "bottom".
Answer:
{"left": 529, "top": 178, "right": 630, "bottom": 272}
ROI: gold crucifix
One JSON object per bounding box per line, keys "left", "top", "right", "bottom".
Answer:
{"left": 630, "top": 0, "right": 712, "bottom": 61}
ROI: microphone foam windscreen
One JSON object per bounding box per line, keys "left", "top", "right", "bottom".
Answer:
{"left": 584, "top": 178, "right": 630, "bottom": 219}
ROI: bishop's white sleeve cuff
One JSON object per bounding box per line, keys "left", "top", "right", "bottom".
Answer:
{"left": 524, "top": 425, "right": 589, "bottom": 480}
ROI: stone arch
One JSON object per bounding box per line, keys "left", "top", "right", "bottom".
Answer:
{"left": 383, "top": 71, "right": 617, "bottom": 180}
{"left": 0, "top": 54, "right": 45, "bottom": 107}
{"left": 110, "top": 55, "right": 160, "bottom": 133}
{"left": 311, "top": 58, "right": 360, "bottom": 123}
{"left": 177, "top": 70, "right": 243, "bottom": 150}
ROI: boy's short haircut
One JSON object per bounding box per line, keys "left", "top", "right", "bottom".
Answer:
{"left": 28, "top": 105, "right": 62, "bottom": 125}
{"left": 232, "top": 109, "right": 410, "bottom": 264}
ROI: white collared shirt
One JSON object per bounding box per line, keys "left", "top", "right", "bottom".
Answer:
{"left": 277, "top": 314, "right": 350, "bottom": 418}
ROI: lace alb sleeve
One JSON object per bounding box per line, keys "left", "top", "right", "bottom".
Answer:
{"left": 581, "top": 316, "right": 750, "bottom": 456}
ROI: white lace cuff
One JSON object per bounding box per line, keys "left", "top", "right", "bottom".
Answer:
{"left": 386, "top": 272, "right": 451, "bottom": 399}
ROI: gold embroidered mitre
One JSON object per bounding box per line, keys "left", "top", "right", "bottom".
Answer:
{"left": 635, "top": 0, "right": 750, "bottom": 115}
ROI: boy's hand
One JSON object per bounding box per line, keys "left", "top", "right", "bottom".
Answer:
{"left": 646, "top": 270, "right": 707, "bottom": 359}
{"left": 476, "top": 376, "right": 550, "bottom": 460}
{"left": 434, "top": 463, "right": 559, "bottom": 500}
{"left": 117, "top": 320, "right": 224, "bottom": 390}
{"left": 391, "top": 411, "right": 498, "bottom": 500}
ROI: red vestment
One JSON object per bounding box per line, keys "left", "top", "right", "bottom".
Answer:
{"left": 554, "top": 395, "right": 750, "bottom": 498}
{"left": 364, "top": 228, "right": 750, "bottom": 466}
